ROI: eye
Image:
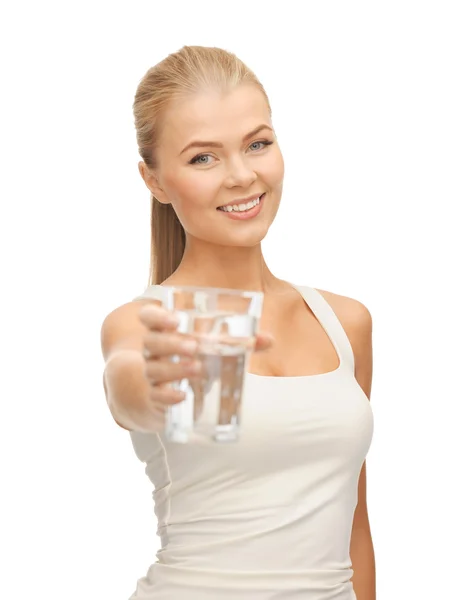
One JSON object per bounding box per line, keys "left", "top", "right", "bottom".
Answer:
{"left": 189, "top": 154, "right": 215, "bottom": 165}
{"left": 248, "top": 140, "right": 273, "bottom": 152}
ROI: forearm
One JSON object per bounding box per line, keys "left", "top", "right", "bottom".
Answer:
{"left": 350, "top": 526, "right": 376, "bottom": 600}
{"left": 103, "top": 349, "right": 162, "bottom": 433}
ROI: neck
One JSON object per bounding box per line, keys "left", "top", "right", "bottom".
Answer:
{"left": 165, "top": 240, "right": 281, "bottom": 293}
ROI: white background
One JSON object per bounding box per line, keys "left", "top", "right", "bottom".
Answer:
{"left": 1, "top": 1, "right": 472, "bottom": 598}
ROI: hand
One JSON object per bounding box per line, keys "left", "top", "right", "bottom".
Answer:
{"left": 138, "top": 304, "right": 201, "bottom": 416}
{"left": 138, "top": 304, "right": 273, "bottom": 414}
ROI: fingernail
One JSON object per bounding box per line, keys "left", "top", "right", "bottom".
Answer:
{"left": 164, "top": 313, "right": 180, "bottom": 326}
{"left": 181, "top": 340, "right": 198, "bottom": 355}
{"left": 187, "top": 360, "right": 202, "bottom": 375}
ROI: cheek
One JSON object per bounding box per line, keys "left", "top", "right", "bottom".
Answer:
{"left": 163, "top": 171, "right": 221, "bottom": 232}
{"left": 263, "top": 149, "right": 285, "bottom": 189}
{"left": 166, "top": 171, "right": 218, "bottom": 210}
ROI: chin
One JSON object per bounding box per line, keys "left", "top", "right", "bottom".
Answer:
{"left": 185, "top": 208, "right": 277, "bottom": 249}
{"left": 212, "top": 224, "right": 270, "bottom": 248}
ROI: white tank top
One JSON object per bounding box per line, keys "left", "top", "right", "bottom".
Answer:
{"left": 128, "top": 284, "right": 374, "bottom": 600}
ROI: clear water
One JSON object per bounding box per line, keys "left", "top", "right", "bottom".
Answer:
{"left": 165, "top": 311, "right": 256, "bottom": 443}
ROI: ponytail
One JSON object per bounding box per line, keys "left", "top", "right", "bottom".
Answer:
{"left": 148, "top": 197, "right": 186, "bottom": 285}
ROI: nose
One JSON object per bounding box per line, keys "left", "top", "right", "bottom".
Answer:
{"left": 224, "top": 156, "right": 257, "bottom": 189}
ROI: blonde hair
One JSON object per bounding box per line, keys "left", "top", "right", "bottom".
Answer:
{"left": 132, "top": 45, "right": 271, "bottom": 285}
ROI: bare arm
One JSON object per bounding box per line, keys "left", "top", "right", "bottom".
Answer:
{"left": 348, "top": 300, "right": 376, "bottom": 600}
{"left": 101, "top": 300, "right": 163, "bottom": 432}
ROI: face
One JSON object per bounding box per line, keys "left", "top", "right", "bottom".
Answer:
{"left": 140, "top": 84, "right": 284, "bottom": 249}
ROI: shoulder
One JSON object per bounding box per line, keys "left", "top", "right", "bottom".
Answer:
{"left": 315, "top": 288, "right": 372, "bottom": 333}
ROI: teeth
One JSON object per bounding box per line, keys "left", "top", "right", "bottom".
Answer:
{"left": 220, "top": 196, "right": 261, "bottom": 213}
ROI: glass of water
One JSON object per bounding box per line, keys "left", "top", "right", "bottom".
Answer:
{"left": 160, "top": 286, "right": 263, "bottom": 444}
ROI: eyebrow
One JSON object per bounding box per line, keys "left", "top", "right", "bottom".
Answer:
{"left": 179, "top": 124, "right": 273, "bottom": 155}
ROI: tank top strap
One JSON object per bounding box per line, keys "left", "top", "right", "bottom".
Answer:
{"left": 292, "top": 284, "right": 355, "bottom": 374}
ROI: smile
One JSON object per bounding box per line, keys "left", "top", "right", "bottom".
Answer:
{"left": 217, "top": 194, "right": 265, "bottom": 220}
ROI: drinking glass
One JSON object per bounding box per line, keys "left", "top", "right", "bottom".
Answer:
{"left": 160, "top": 286, "right": 263, "bottom": 443}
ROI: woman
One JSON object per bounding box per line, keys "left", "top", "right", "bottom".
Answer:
{"left": 101, "top": 45, "right": 376, "bottom": 600}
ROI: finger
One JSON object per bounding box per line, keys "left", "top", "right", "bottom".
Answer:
{"left": 139, "top": 304, "right": 180, "bottom": 331}
{"left": 144, "top": 357, "right": 202, "bottom": 386}
{"left": 149, "top": 383, "right": 186, "bottom": 407}
{"left": 143, "top": 331, "right": 198, "bottom": 359}
{"left": 254, "top": 332, "right": 275, "bottom": 352}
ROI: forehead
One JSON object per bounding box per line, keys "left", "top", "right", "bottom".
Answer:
{"left": 161, "top": 85, "right": 271, "bottom": 146}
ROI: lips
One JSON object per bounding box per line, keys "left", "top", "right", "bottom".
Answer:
{"left": 217, "top": 193, "right": 264, "bottom": 211}
{"left": 217, "top": 193, "right": 265, "bottom": 221}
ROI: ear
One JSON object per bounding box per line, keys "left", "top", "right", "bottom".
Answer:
{"left": 138, "top": 161, "right": 171, "bottom": 204}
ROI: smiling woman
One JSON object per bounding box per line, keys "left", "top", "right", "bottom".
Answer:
{"left": 100, "top": 45, "right": 375, "bottom": 600}
{"left": 137, "top": 80, "right": 285, "bottom": 272}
